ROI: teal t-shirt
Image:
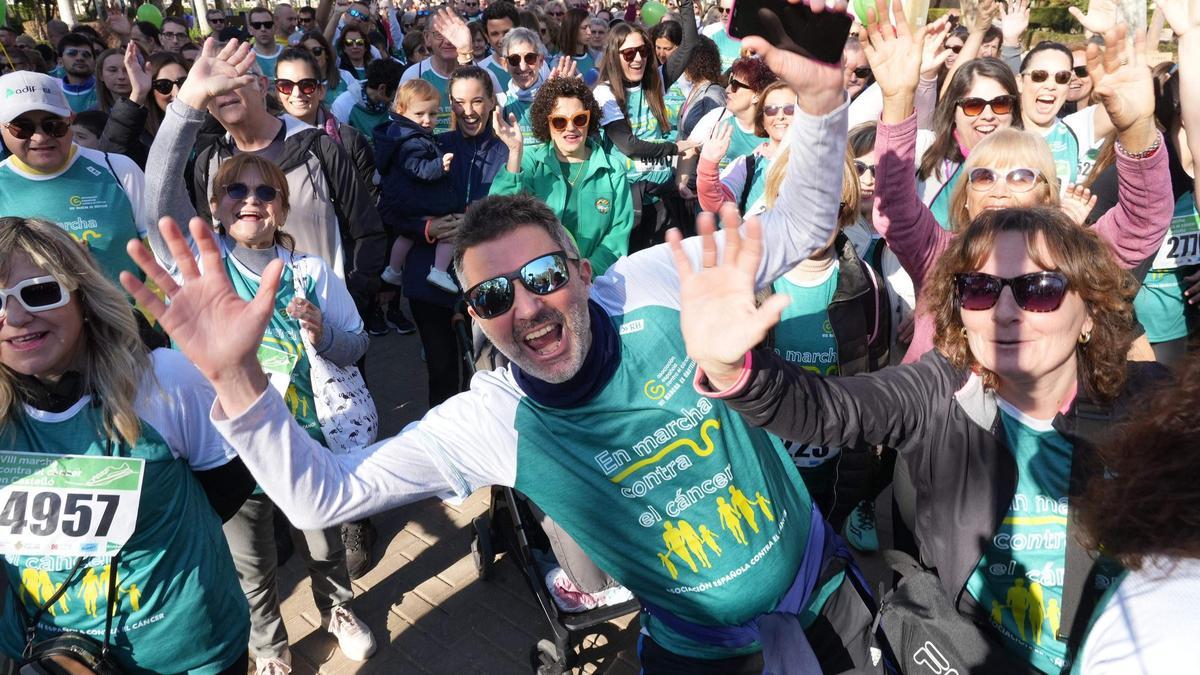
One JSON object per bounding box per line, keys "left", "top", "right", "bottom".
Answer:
{"left": 0, "top": 148, "right": 143, "bottom": 289}
{"left": 737, "top": 152, "right": 770, "bottom": 213}
{"left": 555, "top": 52, "right": 597, "bottom": 80}
{"left": 225, "top": 259, "right": 326, "bottom": 448}
{"left": 0, "top": 404, "right": 248, "bottom": 673}
{"left": 718, "top": 120, "right": 762, "bottom": 173}
{"left": 1043, "top": 120, "right": 1080, "bottom": 189}
{"left": 1132, "top": 193, "right": 1200, "bottom": 343}
{"left": 664, "top": 80, "right": 688, "bottom": 140}
{"left": 503, "top": 97, "right": 540, "bottom": 147}
{"left": 347, "top": 104, "right": 390, "bottom": 145}
{"left": 708, "top": 26, "right": 741, "bottom": 72}
{"left": 601, "top": 85, "right": 674, "bottom": 186}
{"left": 414, "top": 64, "right": 453, "bottom": 133}
{"left": 967, "top": 405, "right": 1074, "bottom": 673}
{"left": 62, "top": 79, "right": 98, "bottom": 113}
{"left": 484, "top": 58, "right": 511, "bottom": 91}
{"left": 929, "top": 162, "right": 964, "bottom": 230}
{"left": 254, "top": 46, "right": 283, "bottom": 80}
{"left": 511, "top": 304, "right": 818, "bottom": 658}
{"left": 324, "top": 77, "right": 350, "bottom": 107}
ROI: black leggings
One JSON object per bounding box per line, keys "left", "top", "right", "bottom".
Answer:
{"left": 409, "top": 298, "right": 462, "bottom": 407}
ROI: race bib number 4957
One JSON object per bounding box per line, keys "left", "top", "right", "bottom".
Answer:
{"left": 0, "top": 452, "right": 143, "bottom": 557}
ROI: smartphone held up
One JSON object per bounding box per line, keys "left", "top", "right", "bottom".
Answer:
{"left": 726, "top": 0, "right": 854, "bottom": 64}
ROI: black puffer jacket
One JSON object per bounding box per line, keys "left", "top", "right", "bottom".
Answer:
{"left": 720, "top": 348, "right": 1169, "bottom": 650}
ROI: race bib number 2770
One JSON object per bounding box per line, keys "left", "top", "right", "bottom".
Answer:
{"left": 0, "top": 452, "right": 143, "bottom": 557}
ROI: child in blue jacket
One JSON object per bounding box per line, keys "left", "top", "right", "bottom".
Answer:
{"left": 374, "top": 79, "right": 459, "bottom": 293}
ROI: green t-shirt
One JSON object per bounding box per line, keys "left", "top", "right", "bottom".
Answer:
{"left": 1043, "top": 120, "right": 1080, "bottom": 189}
{"left": 503, "top": 97, "right": 541, "bottom": 147}
{"left": 1132, "top": 193, "right": 1200, "bottom": 342}
{"left": 254, "top": 45, "right": 283, "bottom": 80}
{"left": 596, "top": 83, "right": 675, "bottom": 186}
{"left": 347, "top": 104, "right": 390, "bottom": 145}
{"left": 0, "top": 356, "right": 248, "bottom": 673}
{"left": 61, "top": 80, "right": 98, "bottom": 114}
{"left": 403, "top": 62, "right": 454, "bottom": 133}
{"left": 707, "top": 26, "right": 742, "bottom": 73}
{"left": 664, "top": 80, "right": 688, "bottom": 140}
{"left": 484, "top": 57, "right": 511, "bottom": 91}
{"left": 929, "top": 162, "right": 964, "bottom": 230}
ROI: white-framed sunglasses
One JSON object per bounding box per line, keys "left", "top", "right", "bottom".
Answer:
{"left": 0, "top": 276, "right": 70, "bottom": 316}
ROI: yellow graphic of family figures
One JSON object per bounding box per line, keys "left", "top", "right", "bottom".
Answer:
{"left": 656, "top": 485, "right": 774, "bottom": 579}
{"left": 20, "top": 565, "right": 142, "bottom": 617}
{"left": 989, "top": 578, "right": 1062, "bottom": 645}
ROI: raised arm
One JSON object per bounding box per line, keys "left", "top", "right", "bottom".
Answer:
{"left": 661, "top": 0, "right": 698, "bottom": 87}
{"left": 1159, "top": 0, "right": 1200, "bottom": 199}
{"left": 941, "top": 0, "right": 996, "bottom": 96}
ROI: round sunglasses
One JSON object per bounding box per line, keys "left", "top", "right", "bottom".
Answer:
{"left": 954, "top": 271, "right": 1069, "bottom": 313}
{"left": 1024, "top": 69, "right": 1072, "bottom": 85}
{"left": 465, "top": 252, "right": 575, "bottom": 319}
{"left": 548, "top": 111, "right": 590, "bottom": 131}
{"left": 956, "top": 94, "right": 1017, "bottom": 117}
{"left": 966, "top": 167, "right": 1043, "bottom": 193}
{"left": 506, "top": 52, "right": 540, "bottom": 68}
{"left": 225, "top": 183, "right": 279, "bottom": 202}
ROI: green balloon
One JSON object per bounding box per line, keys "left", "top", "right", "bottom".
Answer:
{"left": 136, "top": 3, "right": 164, "bottom": 29}
{"left": 641, "top": 1, "right": 667, "bottom": 27}
{"left": 851, "top": 0, "right": 873, "bottom": 24}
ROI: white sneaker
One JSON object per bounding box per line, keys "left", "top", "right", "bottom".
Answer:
{"left": 426, "top": 267, "right": 460, "bottom": 293}
{"left": 381, "top": 265, "right": 404, "bottom": 286}
{"left": 324, "top": 605, "right": 377, "bottom": 661}
{"left": 255, "top": 651, "right": 292, "bottom": 675}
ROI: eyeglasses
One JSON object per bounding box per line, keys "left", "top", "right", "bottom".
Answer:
{"left": 347, "top": 8, "right": 370, "bottom": 20}
{"left": 161, "top": 30, "right": 188, "bottom": 40}
{"left": 62, "top": 48, "right": 93, "bottom": 59}
{"left": 548, "top": 110, "right": 590, "bottom": 131}
{"left": 763, "top": 103, "right": 795, "bottom": 117}
{"left": 1072, "top": 65, "right": 1089, "bottom": 78}
{"left": 954, "top": 271, "right": 1069, "bottom": 313}
{"left": 464, "top": 251, "right": 575, "bottom": 319}
{"left": 966, "top": 167, "right": 1043, "bottom": 193}
{"left": 151, "top": 77, "right": 187, "bottom": 94}
{"left": 956, "top": 94, "right": 1017, "bottom": 117}
{"left": 619, "top": 45, "right": 650, "bottom": 63}
{"left": 853, "top": 160, "right": 876, "bottom": 178}
{"left": 728, "top": 77, "right": 751, "bottom": 93}
{"left": 506, "top": 52, "right": 540, "bottom": 68}
{"left": 275, "top": 78, "right": 321, "bottom": 95}
{"left": 249, "top": 20, "right": 275, "bottom": 30}
{"left": 0, "top": 276, "right": 70, "bottom": 317}
{"left": 1024, "top": 69, "right": 1072, "bottom": 85}
{"left": 344, "top": 38, "right": 367, "bottom": 47}
{"left": 225, "top": 182, "right": 279, "bottom": 202}
{"left": 851, "top": 66, "right": 871, "bottom": 80}
{"left": 3, "top": 117, "right": 71, "bottom": 140}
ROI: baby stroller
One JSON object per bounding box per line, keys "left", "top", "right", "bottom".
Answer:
{"left": 451, "top": 305, "right": 641, "bottom": 675}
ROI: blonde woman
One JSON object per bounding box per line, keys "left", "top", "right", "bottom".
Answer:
{"left": 0, "top": 217, "right": 252, "bottom": 672}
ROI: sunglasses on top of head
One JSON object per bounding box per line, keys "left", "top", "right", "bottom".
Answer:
{"left": 954, "top": 271, "right": 1069, "bottom": 313}
{"left": 465, "top": 251, "right": 576, "bottom": 319}
{"left": 151, "top": 77, "right": 187, "bottom": 94}
{"left": 955, "top": 94, "right": 1016, "bottom": 117}
{"left": 548, "top": 110, "right": 590, "bottom": 131}
{"left": 619, "top": 45, "right": 650, "bottom": 63}
{"left": 3, "top": 117, "right": 71, "bottom": 140}
{"left": 225, "top": 183, "right": 279, "bottom": 202}
{"left": 275, "top": 78, "right": 322, "bottom": 95}
{"left": 1024, "top": 69, "right": 1072, "bottom": 85}
{"left": 0, "top": 276, "right": 71, "bottom": 317}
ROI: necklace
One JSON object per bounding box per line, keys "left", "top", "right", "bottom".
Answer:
{"left": 564, "top": 160, "right": 585, "bottom": 187}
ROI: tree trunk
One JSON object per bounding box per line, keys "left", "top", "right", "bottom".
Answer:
{"left": 56, "top": 0, "right": 76, "bottom": 24}
{"left": 193, "top": 0, "right": 209, "bottom": 33}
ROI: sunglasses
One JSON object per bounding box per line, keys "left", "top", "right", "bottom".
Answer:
{"left": 506, "top": 52, "right": 540, "bottom": 68}
{"left": 728, "top": 77, "right": 752, "bottom": 93}
{"left": 619, "top": 45, "right": 650, "bottom": 63}
{"left": 1072, "top": 65, "right": 1089, "bottom": 78}
{"left": 947, "top": 43, "right": 963, "bottom": 53}
{"left": 306, "top": 45, "right": 327, "bottom": 57}
{"left": 0, "top": 276, "right": 70, "bottom": 317}
{"left": 1024, "top": 69, "right": 1072, "bottom": 85}
{"left": 954, "top": 271, "right": 1069, "bottom": 313}
{"left": 62, "top": 48, "right": 93, "bottom": 59}
{"left": 151, "top": 77, "right": 187, "bottom": 94}
{"left": 4, "top": 117, "right": 71, "bottom": 140}
{"left": 275, "top": 78, "right": 321, "bottom": 95}
{"left": 967, "top": 167, "right": 1043, "bottom": 193}
{"left": 956, "top": 94, "right": 1017, "bottom": 117}
{"left": 851, "top": 66, "right": 871, "bottom": 80}
{"left": 209, "top": 16, "right": 226, "bottom": 23}
{"left": 465, "top": 251, "right": 575, "bottom": 319}
{"left": 225, "top": 182, "right": 279, "bottom": 202}
{"left": 249, "top": 20, "right": 275, "bottom": 29}
{"left": 344, "top": 38, "right": 367, "bottom": 47}
{"left": 549, "top": 110, "right": 590, "bottom": 131}
{"left": 763, "top": 103, "right": 795, "bottom": 117}
{"left": 854, "top": 160, "right": 876, "bottom": 178}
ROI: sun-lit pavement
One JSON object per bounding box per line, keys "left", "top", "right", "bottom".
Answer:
{"left": 269, "top": 321, "right": 642, "bottom": 674}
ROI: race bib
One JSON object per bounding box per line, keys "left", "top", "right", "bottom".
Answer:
{"left": 258, "top": 341, "right": 300, "bottom": 397}
{"left": 1150, "top": 195, "right": 1200, "bottom": 270}
{"left": 0, "top": 452, "right": 144, "bottom": 557}
{"left": 785, "top": 443, "right": 843, "bottom": 469}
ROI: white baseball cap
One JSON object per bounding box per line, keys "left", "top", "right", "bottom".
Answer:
{"left": 0, "top": 71, "right": 72, "bottom": 124}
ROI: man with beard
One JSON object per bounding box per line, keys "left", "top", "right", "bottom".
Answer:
{"left": 179, "top": 42, "right": 385, "bottom": 314}
{"left": 56, "top": 33, "right": 98, "bottom": 112}
{"left": 125, "top": 22, "right": 885, "bottom": 674}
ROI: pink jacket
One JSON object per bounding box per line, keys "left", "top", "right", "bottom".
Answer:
{"left": 697, "top": 155, "right": 734, "bottom": 213}
{"left": 873, "top": 113, "right": 1174, "bottom": 363}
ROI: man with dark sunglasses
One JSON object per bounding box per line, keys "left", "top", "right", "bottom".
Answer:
{"left": 246, "top": 7, "right": 283, "bottom": 79}
{"left": 138, "top": 29, "right": 884, "bottom": 675}
{"left": 0, "top": 71, "right": 150, "bottom": 289}
{"left": 206, "top": 10, "right": 228, "bottom": 36}
{"left": 56, "top": 33, "right": 98, "bottom": 113}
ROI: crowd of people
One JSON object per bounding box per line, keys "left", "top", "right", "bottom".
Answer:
{"left": 0, "top": 0, "right": 1197, "bottom": 672}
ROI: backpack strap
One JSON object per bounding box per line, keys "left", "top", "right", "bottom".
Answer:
{"left": 738, "top": 153, "right": 757, "bottom": 214}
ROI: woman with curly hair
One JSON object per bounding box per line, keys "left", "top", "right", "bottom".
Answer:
{"left": 1072, "top": 354, "right": 1200, "bottom": 672}
{"left": 490, "top": 76, "right": 633, "bottom": 275}
{"left": 673, "top": 205, "right": 1170, "bottom": 674}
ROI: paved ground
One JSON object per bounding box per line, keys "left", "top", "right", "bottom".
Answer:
{"left": 270, "top": 317, "right": 643, "bottom": 674}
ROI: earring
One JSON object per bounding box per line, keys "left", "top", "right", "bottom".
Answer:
{"left": 1079, "top": 331, "right": 1091, "bottom": 344}
{"left": 960, "top": 327, "right": 968, "bottom": 338}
